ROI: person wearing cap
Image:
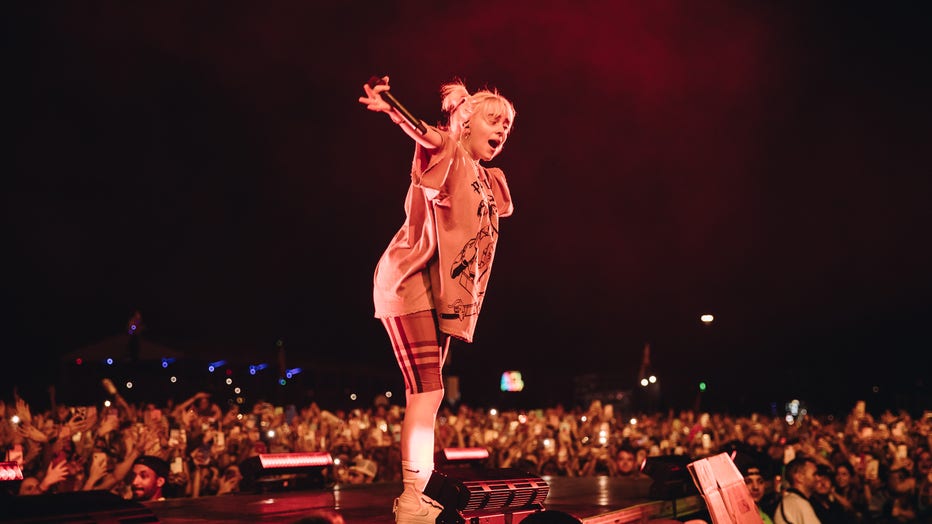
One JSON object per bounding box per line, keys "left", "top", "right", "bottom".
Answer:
{"left": 346, "top": 456, "right": 378, "bottom": 485}
{"left": 742, "top": 464, "right": 775, "bottom": 524}
{"left": 131, "top": 455, "right": 169, "bottom": 502}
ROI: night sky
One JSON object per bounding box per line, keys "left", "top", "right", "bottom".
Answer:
{"left": 7, "top": 2, "right": 931, "bottom": 414}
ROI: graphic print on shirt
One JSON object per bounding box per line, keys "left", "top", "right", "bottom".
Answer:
{"left": 445, "top": 167, "right": 499, "bottom": 322}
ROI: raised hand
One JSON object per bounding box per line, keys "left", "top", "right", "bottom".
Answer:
{"left": 42, "top": 459, "right": 70, "bottom": 491}
{"left": 15, "top": 397, "right": 32, "bottom": 426}
{"left": 358, "top": 75, "right": 393, "bottom": 114}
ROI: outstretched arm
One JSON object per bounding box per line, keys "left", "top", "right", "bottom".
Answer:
{"left": 358, "top": 76, "right": 442, "bottom": 150}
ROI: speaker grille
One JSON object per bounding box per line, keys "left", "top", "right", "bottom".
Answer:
{"left": 426, "top": 468, "right": 550, "bottom": 512}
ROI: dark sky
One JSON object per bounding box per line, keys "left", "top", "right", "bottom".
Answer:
{"left": 7, "top": 2, "right": 931, "bottom": 414}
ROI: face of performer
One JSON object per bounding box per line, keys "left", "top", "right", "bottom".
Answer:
{"left": 463, "top": 100, "right": 513, "bottom": 162}
{"left": 131, "top": 464, "right": 165, "bottom": 501}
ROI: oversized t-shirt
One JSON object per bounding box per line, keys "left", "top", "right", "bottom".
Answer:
{"left": 373, "top": 127, "right": 513, "bottom": 343}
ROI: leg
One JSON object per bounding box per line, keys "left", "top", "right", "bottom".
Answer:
{"left": 382, "top": 310, "right": 450, "bottom": 522}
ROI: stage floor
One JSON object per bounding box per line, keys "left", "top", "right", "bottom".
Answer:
{"left": 141, "top": 477, "right": 707, "bottom": 524}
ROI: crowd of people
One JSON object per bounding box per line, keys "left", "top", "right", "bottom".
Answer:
{"left": 2, "top": 380, "right": 930, "bottom": 523}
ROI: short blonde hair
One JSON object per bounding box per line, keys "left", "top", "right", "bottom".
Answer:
{"left": 440, "top": 80, "right": 515, "bottom": 140}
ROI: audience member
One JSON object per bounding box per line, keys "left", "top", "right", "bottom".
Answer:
{"left": 811, "top": 464, "right": 859, "bottom": 524}
{"left": 346, "top": 455, "right": 378, "bottom": 485}
{"left": 774, "top": 456, "right": 822, "bottom": 524}
{"left": 741, "top": 463, "right": 775, "bottom": 524}
{"left": 131, "top": 455, "right": 170, "bottom": 502}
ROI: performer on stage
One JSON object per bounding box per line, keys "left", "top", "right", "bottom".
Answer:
{"left": 359, "top": 75, "right": 516, "bottom": 523}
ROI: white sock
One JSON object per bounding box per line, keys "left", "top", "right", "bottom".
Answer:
{"left": 401, "top": 460, "right": 434, "bottom": 494}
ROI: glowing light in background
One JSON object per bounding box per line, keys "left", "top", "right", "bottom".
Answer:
{"left": 125, "top": 381, "right": 134, "bottom": 389}
{"left": 285, "top": 367, "right": 302, "bottom": 379}
{"left": 249, "top": 363, "right": 269, "bottom": 375}
{"left": 208, "top": 360, "right": 226, "bottom": 373}
{"left": 701, "top": 314, "right": 714, "bottom": 325}
{"left": 500, "top": 371, "right": 525, "bottom": 392}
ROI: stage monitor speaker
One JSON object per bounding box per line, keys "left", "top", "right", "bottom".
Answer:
{"left": 239, "top": 452, "right": 333, "bottom": 493}
{"left": 0, "top": 490, "right": 159, "bottom": 523}
{"left": 425, "top": 466, "right": 550, "bottom": 524}
{"left": 642, "top": 455, "right": 699, "bottom": 500}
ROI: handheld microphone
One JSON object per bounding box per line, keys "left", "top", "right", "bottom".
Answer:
{"left": 368, "top": 76, "right": 427, "bottom": 135}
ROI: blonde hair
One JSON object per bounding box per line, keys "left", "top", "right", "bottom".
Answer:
{"left": 440, "top": 80, "right": 516, "bottom": 140}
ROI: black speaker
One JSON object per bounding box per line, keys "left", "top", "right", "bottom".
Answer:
{"left": 425, "top": 466, "right": 550, "bottom": 524}
{"left": 0, "top": 490, "right": 160, "bottom": 523}
{"left": 642, "top": 455, "right": 698, "bottom": 500}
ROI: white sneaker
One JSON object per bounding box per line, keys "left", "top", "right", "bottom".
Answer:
{"left": 393, "top": 486, "right": 444, "bottom": 524}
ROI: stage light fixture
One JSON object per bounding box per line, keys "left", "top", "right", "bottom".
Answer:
{"left": 239, "top": 452, "right": 333, "bottom": 492}
{"left": 438, "top": 447, "right": 490, "bottom": 464}
{"left": 1, "top": 461, "right": 24, "bottom": 481}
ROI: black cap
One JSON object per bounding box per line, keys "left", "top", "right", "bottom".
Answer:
{"left": 133, "top": 455, "right": 170, "bottom": 479}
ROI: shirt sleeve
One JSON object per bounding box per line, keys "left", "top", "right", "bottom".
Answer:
{"left": 487, "top": 166, "right": 514, "bottom": 218}
{"left": 411, "top": 127, "right": 456, "bottom": 192}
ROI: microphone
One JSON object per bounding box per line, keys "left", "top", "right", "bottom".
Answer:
{"left": 368, "top": 76, "right": 427, "bottom": 135}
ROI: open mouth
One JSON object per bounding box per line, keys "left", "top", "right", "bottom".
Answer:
{"left": 488, "top": 138, "right": 501, "bottom": 149}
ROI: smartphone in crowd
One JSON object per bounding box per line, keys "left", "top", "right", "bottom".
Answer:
{"left": 92, "top": 451, "right": 108, "bottom": 470}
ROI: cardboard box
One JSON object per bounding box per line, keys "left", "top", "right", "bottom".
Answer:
{"left": 687, "top": 453, "right": 763, "bottom": 524}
